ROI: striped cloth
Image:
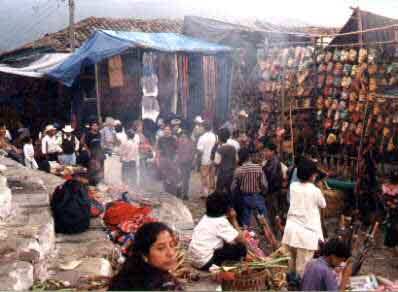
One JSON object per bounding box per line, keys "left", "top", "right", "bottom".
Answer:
{"left": 232, "top": 161, "right": 268, "bottom": 194}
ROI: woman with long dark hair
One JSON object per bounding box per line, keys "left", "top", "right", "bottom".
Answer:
{"left": 109, "top": 222, "right": 182, "bottom": 291}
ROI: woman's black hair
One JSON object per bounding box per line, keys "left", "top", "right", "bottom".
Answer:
{"left": 297, "top": 158, "right": 318, "bottom": 182}
{"left": 109, "top": 222, "right": 174, "bottom": 291}
{"left": 131, "top": 222, "right": 173, "bottom": 256}
{"left": 126, "top": 130, "right": 136, "bottom": 140}
{"left": 218, "top": 128, "right": 230, "bottom": 143}
{"left": 115, "top": 124, "right": 123, "bottom": 133}
{"left": 206, "top": 192, "right": 231, "bottom": 217}
{"left": 322, "top": 238, "right": 351, "bottom": 259}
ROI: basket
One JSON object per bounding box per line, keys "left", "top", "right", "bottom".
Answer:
{"left": 222, "top": 269, "right": 271, "bottom": 291}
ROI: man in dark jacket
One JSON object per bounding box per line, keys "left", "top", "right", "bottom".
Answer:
{"left": 262, "top": 141, "right": 285, "bottom": 227}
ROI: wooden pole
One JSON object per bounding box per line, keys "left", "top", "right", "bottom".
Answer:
{"left": 95, "top": 64, "right": 103, "bottom": 124}
{"left": 357, "top": 7, "right": 364, "bottom": 47}
{"left": 289, "top": 101, "right": 295, "bottom": 162}
{"left": 68, "top": 0, "right": 76, "bottom": 52}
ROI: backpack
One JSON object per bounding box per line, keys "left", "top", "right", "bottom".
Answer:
{"left": 51, "top": 180, "right": 91, "bottom": 234}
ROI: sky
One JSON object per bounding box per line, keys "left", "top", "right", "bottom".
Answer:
{"left": 0, "top": 0, "right": 398, "bottom": 51}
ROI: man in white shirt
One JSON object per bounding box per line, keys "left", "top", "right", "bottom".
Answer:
{"left": 41, "top": 125, "right": 62, "bottom": 161}
{"left": 188, "top": 192, "right": 247, "bottom": 270}
{"left": 282, "top": 158, "right": 326, "bottom": 277}
{"left": 226, "top": 129, "right": 240, "bottom": 153}
{"left": 196, "top": 121, "right": 217, "bottom": 196}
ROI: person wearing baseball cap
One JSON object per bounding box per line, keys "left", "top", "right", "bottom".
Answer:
{"left": 58, "top": 125, "right": 80, "bottom": 166}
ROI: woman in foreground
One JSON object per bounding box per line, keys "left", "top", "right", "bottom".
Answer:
{"left": 109, "top": 222, "right": 182, "bottom": 291}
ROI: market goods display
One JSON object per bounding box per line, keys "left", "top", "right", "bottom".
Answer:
{"left": 315, "top": 46, "right": 398, "bottom": 179}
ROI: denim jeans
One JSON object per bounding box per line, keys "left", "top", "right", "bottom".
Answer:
{"left": 241, "top": 193, "right": 268, "bottom": 227}
{"left": 58, "top": 153, "right": 76, "bottom": 166}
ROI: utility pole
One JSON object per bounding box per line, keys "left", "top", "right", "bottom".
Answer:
{"left": 68, "top": 0, "right": 76, "bottom": 51}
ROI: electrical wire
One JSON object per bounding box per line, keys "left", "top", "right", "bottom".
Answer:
{"left": 1, "top": 0, "right": 65, "bottom": 49}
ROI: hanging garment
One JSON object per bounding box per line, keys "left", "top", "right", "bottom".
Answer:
{"left": 142, "top": 52, "right": 158, "bottom": 97}
{"left": 108, "top": 55, "right": 124, "bottom": 88}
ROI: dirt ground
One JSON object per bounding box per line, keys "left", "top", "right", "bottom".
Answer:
{"left": 183, "top": 171, "right": 398, "bottom": 281}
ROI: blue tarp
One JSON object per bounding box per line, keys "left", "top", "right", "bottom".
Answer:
{"left": 47, "top": 30, "right": 232, "bottom": 87}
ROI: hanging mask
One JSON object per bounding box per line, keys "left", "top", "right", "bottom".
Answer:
{"left": 333, "top": 49, "right": 342, "bottom": 62}
{"left": 351, "top": 65, "right": 358, "bottom": 76}
{"left": 349, "top": 92, "right": 358, "bottom": 102}
{"left": 326, "top": 75, "right": 334, "bottom": 86}
{"left": 368, "top": 64, "right": 378, "bottom": 75}
{"left": 339, "top": 100, "right": 347, "bottom": 111}
{"left": 349, "top": 49, "right": 358, "bottom": 62}
{"left": 358, "top": 48, "right": 368, "bottom": 63}
{"left": 352, "top": 112, "right": 361, "bottom": 123}
{"left": 341, "top": 91, "right": 349, "bottom": 100}
{"left": 379, "top": 77, "right": 388, "bottom": 86}
{"left": 331, "top": 99, "right": 339, "bottom": 111}
{"left": 355, "top": 124, "right": 364, "bottom": 136}
{"left": 317, "top": 53, "right": 325, "bottom": 64}
{"left": 325, "top": 97, "right": 333, "bottom": 108}
{"left": 327, "top": 133, "right": 337, "bottom": 144}
{"left": 317, "top": 110, "right": 324, "bottom": 121}
{"left": 327, "top": 62, "right": 335, "bottom": 73}
{"left": 327, "top": 108, "right": 334, "bottom": 118}
{"left": 334, "top": 111, "right": 341, "bottom": 121}
{"left": 324, "top": 87, "right": 333, "bottom": 96}
{"left": 343, "top": 64, "right": 352, "bottom": 76}
{"left": 325, "top": 51, "right": 333, "bottom": 62}
{"left": 341, "top": 76, "right": 352, "bottom": 89}
{"left": 359, "top": 91, "right": 367, "bottom": 102}
{"left": 377, "top": 115, "right": 385, "bottom": 124}
{"left": 318, "top": 63, "right": 327, "bottom": 73}
{"left": 341, "top": 109, "right": 349, "bottom": 120}
{"left": 383, "top": 127, "right": 391, "bottom": 137}
{"left": 341, "top": 50, "right": 349, "bottom": 62}
{"left": 389, "top": 76, "right": 398, "bottom": 86}
{"left": 369, "top": 78, "right": 378, "bottom": 92}
{"left": 368, "top": 48, "right": 378, "bottom": 64}
{"left": 324, "top": 118, "right": 333, "bottom": 129}
{"left": 334, "top": 77, "right": 342, "bottom": 87}
{"left": 356, "top": 102, "right": 365, "bottom": 112}
{"left": 342, "top": 121, "right": 349, "bottom": 132}
{"left": 367, "top": 93, "right": 376, "bottom": 102}
{"left": 316, "top": 96, "right": 324, "bottom": 110}
{"left": 348, "top": 102, "right": 356, "bottom": 112}
{"left": 318, "top": 75, "right": 326, "bottom": 88}
{"left": 378, "top": 65, "right": 386, "bottom": 75}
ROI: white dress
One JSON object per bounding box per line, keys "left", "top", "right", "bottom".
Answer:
{"left": 282, "top": 181, "right": 326, "bottom": 251}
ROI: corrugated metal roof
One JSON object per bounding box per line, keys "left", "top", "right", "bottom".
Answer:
{"left": 330, "top": 9, "right": 398, "bottom": 45}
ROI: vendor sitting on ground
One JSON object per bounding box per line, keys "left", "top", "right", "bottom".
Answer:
{"left": 188, "top": 192, "right": 247, "bottom": 270}
{"left": 301, "top": 238, "right": 352, "bottom": 291}
{"left": 109, "top": 222, "right": 182, "bottom": 291}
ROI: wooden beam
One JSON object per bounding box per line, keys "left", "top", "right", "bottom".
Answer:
{"left": 95, "top": 63, "right": 103, "bottom": 124}
{"left": 357, "top": 7, "right": 364, "bottom": 47}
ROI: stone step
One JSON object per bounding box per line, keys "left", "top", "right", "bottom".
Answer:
{"left": 54, "top": 240, "right": 117, "bottom": 261}
{"left": 0, "top": 260, "right": 34, "bottom": 291}
{"left": 12, "top": 192, "right": 49, "bottom": 208}
{"left": 46, "top": 258, "right": 112, "bottom": 288}
{"left": 56, "top": 230, "right": 107, "bottom": 244}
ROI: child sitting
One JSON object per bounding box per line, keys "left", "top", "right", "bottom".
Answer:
{"left": 188, "top": 192, "right": 247, "bottom": 270}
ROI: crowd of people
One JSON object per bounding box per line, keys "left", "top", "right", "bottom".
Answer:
{"left": 3, "top": 110, "right": 398, "bottom": 291}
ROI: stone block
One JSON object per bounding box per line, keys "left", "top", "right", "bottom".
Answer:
{"left": 12, "top": 192, "right": 49, "bottom": 208}
{"left": 0, "top": 261, "right": 34, "bottom": 291}
{"left": 56, "top": 230, "right": 107, "bottom": 244}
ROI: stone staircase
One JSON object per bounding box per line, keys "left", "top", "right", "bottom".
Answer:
{"left": 0, "top": 157, "right": 116, "bottom": 290}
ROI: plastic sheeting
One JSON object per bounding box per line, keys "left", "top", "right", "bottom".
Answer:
{"left": 0, "top": 53, "right": 71, "bottom": 78}
{"left": 47, "top": 30, "right": 232, "bottom": 87}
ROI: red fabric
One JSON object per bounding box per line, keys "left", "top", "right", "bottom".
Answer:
{"left": 119, "top": 215, "right": 156, "bottom": 233}
{"left": 103, "top": 201, "right": 152, "bottom": 227}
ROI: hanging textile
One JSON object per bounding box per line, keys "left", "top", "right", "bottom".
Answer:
{"left": 141, "top": 52, "right": 158, "bottom": 97}
{"left": 216, "top": 53, "right": 233, "bottom": 126}
{"left": 188, "top": 55, "right": 205, "bottom": 121}
{"left": 177, "top": 55, "right": 190, "bottom": 119}
{"left": 203, "top": 56, "right": 217, "bottom": 122}
{"left": 157, "top": 53, "right": 178, "bottom": 115}
{"left": 108, "top": 55, "right": 124, "bottom": 88}
{"left": 123, "top": 50, "right": 141, "bottom": 77}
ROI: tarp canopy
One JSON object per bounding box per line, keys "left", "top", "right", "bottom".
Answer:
{"left": 0, "top": 53, "right": 71, "bottom": 78}
{"left": 47, "top": 29, "right": 232, "bottom": 87}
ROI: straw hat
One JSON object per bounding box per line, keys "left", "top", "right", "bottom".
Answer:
{"left": 104, "top": 117, "right": 115, "bottom": 127}
{"left": 62, "top": 125, "right": 74, "bottom": 133}
{"left": 194, "top": 116, "right": 204, "bottom": 124}
{"left": 45, "top": 125, "right": 56, "bottom": 132}
{"left": 238, "top": 110, "right": 249, "bottom": 118}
